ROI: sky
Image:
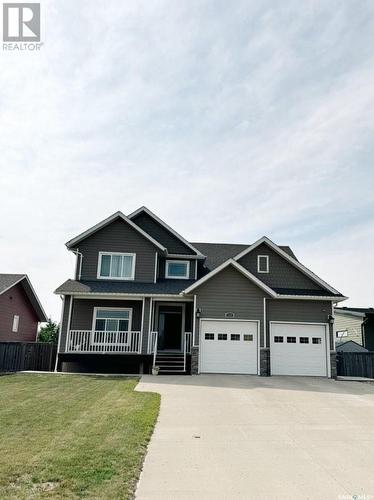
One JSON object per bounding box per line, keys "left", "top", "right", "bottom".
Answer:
{"left": 1, "top": 0, "right": 374, "bottom": 321}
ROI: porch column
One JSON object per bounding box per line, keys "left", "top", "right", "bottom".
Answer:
{"left": 141, "top": 297, "right": 152, "bottom": 354}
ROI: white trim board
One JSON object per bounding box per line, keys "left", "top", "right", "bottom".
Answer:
{"left": 233, "top": 236, "right": 341, "bottom": 296}
{"left": 183, "top": 259, "right": 277, "bottom": 296}
{"left": 97, "top": 252, "right": 136, "bottom": 280}
{"left": 165, "top": 260, "right": 190, "bottom": 280}
{"left": 65, "top": 211, "right": 167, "bottom": 252}
{"left": 91, "top": 306, "right": 133, "bottom": 336}
{"left": 128, "top": 206, "right": 205, "bottom": 257}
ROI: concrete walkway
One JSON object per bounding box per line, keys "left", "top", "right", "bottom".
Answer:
{"left": 135, "top": 374, "right": 374, "bottom": 500}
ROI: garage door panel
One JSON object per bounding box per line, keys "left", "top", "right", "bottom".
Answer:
{"left": 271, "top": 322, "right": 327, "bottom": 376}
{"left": 201, "top": 320, "right": 258, "bottom": 374}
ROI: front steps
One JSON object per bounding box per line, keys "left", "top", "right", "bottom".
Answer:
{"left": 154, "top": 352, "right": 185, "bottom": 374}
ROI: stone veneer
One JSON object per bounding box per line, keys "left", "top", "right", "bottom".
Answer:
{"left": 260, "top": 347, "right": 270, "bottom": 376}
{"left": 191, "top": 346, "right": 199, "bottom": 374}
{"left": 330, "top": 351, "right": 337, "bottom": 379}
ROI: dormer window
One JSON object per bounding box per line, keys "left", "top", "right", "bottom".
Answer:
{"left": 98, "top": 252, "right": 136, "bottom": 280}
{"left": 257, "top": 255, "right": 269, "bottom": 273}
{"left": 165, "top": 260, "right": 190, "bottom": 279}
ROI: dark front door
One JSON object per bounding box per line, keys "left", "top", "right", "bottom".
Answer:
{"left": 158, "top": 309, "right": 182, "bottom": 350}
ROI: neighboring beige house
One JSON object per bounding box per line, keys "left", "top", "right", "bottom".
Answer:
{"left": 334, "top": 307, "right": 374, "bottom": 350}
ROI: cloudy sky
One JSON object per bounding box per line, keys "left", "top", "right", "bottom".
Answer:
{"left": 1, "top": 0, "right": 374, "bottom": 320}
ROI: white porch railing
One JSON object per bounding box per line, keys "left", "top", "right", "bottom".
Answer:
{"left": 66, "top": 330, "right": 142, "bottom": 353}
{"left": 149, "top": 331, "right": 158, "bottom": 354}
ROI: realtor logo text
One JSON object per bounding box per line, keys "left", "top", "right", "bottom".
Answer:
{"left": 2, "top": 2, "right": 42, "bottom": 51}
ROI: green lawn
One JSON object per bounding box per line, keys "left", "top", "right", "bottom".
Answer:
{"left": 0, "top": 374, "right": 160, "bottom": 499}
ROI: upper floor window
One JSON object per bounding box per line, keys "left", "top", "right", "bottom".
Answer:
{"left": 98, "top": 252, "right": 136, "bottom": 280}
{"left": 257, "top": 255, "right": 269, "bottom": 273}
{"left": 12, "top": 315, "right": 19, "bottom": 332}
{"left": 165, "top": 260, "right": 190, "bottom": 279}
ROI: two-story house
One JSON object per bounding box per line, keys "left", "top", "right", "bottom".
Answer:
{"left": 55, "top": 207, "right": 346, "bottom": 377}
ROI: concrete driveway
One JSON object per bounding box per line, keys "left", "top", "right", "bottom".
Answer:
{"left": 135, "top": 375, "right": 374, "bottom": 500}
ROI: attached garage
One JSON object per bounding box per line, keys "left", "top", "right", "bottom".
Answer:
{"left": 200, "top": 319, "right": 258, "bottom": 374}
{"left": 270, "top": 322, "right": 328, "bottom": 376}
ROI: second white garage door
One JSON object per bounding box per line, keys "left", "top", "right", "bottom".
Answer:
{"left": 270, "top": 322, "right": 328, "bottom": 376}
{"left": 200, "top": 320, "right": 258, "bottom": 374}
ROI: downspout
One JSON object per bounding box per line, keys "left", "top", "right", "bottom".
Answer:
{"left": 263, "top": 297, "right": 267, "bottom": 348}
{"left": 362, "top": 316, "right": 369, "bottom": 348}
{"left": 70, "top": 248, "right": 83, "bottom": 280}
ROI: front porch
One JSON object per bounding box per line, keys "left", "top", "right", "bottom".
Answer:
{"left": 59, "top": 296, "right": 193, "bottom": 373}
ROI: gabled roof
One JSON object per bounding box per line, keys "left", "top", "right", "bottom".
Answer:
{"left": 182, "top": 257, "right": 346, "bottom": 301}
{"left": 192, "top": 242, "right": 297, "bottom": 270}
{"left": 65, "top": 211, "right": 167, "bottom": 251}
{"left": 335, "top": 307, "right": 374, "bottom": 318}
{"left": 233, "top": 236, "right": 341, "bottom": 296}
{"left": 0, "top": 274, "right": 47, "bottom": 322}
{"left": 128, "top": 206, "right": 205, "bottom": 258}
{"left": 183, "top": 259, "right": 277, "bottom": 296}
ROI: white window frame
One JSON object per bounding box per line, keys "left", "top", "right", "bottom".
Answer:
{"left": 165, "top": 260, "right": 190, "bottom": 280}
{"left": 92, "top": 307, "right": 133, "bottom": 345}
{"left": 97, "top": 252, "right": 136, "bottom": 280}
{"left": 12, "top": 315, "right": 19, "bottom": 333}
{"left": 257, "top": 255, "right": 269, "bottom": 273}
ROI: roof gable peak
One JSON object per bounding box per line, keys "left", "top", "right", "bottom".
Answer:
{"left": 128, "top": 206, "right": 205, "bottom": 257}
{"left": 65, "top": 211, "right": 167, "bottom": 251}
{"left": 233, "top": 236, "right": 340, "bottom": 295}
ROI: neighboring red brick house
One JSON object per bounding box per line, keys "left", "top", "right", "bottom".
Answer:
{"left": 0, "top": 274, "right": 47, "bottom": 342}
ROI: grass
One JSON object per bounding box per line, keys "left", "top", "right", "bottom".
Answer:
{"left": 0, "top": 374, "right": 160, "bottom": 499}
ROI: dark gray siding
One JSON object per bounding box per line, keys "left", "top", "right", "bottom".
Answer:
{"left": 131, "top": 212, "right": 195, "bottom": 255}
{"left": 158, "top": 257, "right": 196, "bottom": 280}
{"left": 70, "top": 299, "right": 143, "bottom": 331}
{"left": 238, "top": 243, "right": 324, "bottom": 291}
{"left": 75, "top": 218, "right": 159, "bottom": 282}
{"left": 141, "top": 297, "right": 151, "bottom": 354}
{"left": 194, "top": 266, "right": 268, "bottom": 345}
{"left": 59, "top": 295, "right": 71, "bottom": 353}
{"left": 267, "top": 299, "right": 333, "bottom": 349}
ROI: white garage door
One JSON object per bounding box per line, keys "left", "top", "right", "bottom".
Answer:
{"left": 200, "top": 320, "right": 258, "bottom": 374}
{"left": 270, "top": 322, "right": 328, "bottom": 376}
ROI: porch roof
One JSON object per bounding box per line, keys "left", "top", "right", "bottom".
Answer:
{"left": 55, "top": 279, "right": 195, "bottom": 296}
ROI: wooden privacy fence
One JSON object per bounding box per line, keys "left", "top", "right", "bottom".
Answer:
{"left": 0, "top": 342, "right": 57, "bottom": 373}
{"left": 337, "top": 352, "right": 374, "bottom": 378}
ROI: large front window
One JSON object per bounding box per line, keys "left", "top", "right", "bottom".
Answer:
{"left": 98, "top": 252, "right": 135, "bottom": 279}
{"left": 93, "top": 308, "right": 132, "bottom": 344}
{"left": 165, "top": 260, "right": 190, "bottom": 279}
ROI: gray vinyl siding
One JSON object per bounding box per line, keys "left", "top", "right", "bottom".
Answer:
{"left": 131, "top": 212, "right": 195, "bottom": 255}
{"left": 74, "top": 218, "right": 159, "bottom": 282}
{"left": 238, "top": 243, "right": 324, "bottom": 291}
{"left": 158, "top": 257, "right": 196, "bottom": 280}
{"left": 334, "top": 313, "right": 363, "bottom": 345}
{"left": 59, "top": 295, "right": 71, "bottom": 353}
{"left": 267, "top": 299, "right": 334, "bottom": 349}
{"left": 193, "top": 266, "right": 268, "bottom": 346}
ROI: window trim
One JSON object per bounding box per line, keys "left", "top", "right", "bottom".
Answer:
{"left": 97, "top": 252, "right": 136, "bottom": 280}
{"left": 257, "top": 255, "right": 269, "bottom": 273}
{"left": 92, "top": 307, "right": 133, "bottom": 344}
{"left": 165, "top": 260, "right": 190, "bottom": 280}
{"left": 12, "top": 314, "right": 19, "bottom": 333}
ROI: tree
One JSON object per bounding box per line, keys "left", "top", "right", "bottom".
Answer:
{"left": 38, "top": 318, "right": 59, "bottom": 344}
